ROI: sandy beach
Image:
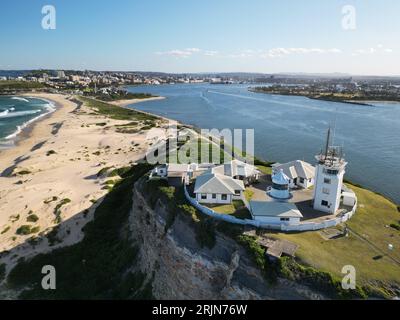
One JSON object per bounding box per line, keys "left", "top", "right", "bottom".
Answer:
{"left": 0, "top": 93, "right": 168, "bottom": 272}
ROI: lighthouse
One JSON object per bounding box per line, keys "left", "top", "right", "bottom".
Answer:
{"left": 269, "top": 169, "right": 291, "bottom": 200}
{"left": 313, "top": 128, "right": 347, "bottom": 214}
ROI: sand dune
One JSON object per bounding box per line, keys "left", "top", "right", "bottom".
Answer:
{"left": 0, "top": 93, "right": 166, "bottom": 271}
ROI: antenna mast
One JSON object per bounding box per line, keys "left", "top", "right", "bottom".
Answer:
{"left": 324, "top": 127, "right": 331, "bottom": 160}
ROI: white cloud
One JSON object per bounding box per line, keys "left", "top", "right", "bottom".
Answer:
{"left": 155, "top": 48, "right": 201, "bottom": 58}
{"left": 352, "top": 45, "right": 393, "bottom": 56}
{"left": 204, "top": 50, "right": 219, "bottom": 56}
{"left": 155, "top": 48, "right": 219, "bottom": 58}
{"left": 261, "top": 47, "right": 342, "bottom": 58}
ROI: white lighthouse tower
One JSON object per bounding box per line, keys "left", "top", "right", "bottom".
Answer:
{"left": 313, "top": 128, "right": 347, "bottom": 214}
{"left": 269, "top": 169, "right": 291, "bottom": 200}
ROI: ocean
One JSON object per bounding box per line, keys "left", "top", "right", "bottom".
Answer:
{"left": 0, "top": 96, "right": 55, "bottom": 148}
{"left": 126, "top": 83, "right": 400, "bottom": 204}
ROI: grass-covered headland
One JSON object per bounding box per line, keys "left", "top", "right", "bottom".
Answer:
{"left": 7, "top": 163, "right": 154, "bottom": 299}
{"left": 0, "top": 80, "right": 46, "bottom": 93}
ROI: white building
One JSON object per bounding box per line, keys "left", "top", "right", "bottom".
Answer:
{"left": 194, "top": 172, "right": 245, "bottom": 204}
{"left": 210, "top": 160, "right": 260, "bottom": 185}
{"left": 57, "top": 70, "right": 66, "bottom": 78}
{"left": 313, "top": 129, "right": 347, "bottom": 214}
{"left": 272, "top": 160, "right": 315, "bottom": 189}
{"left": 250, "top": 201, "right": 303, "bottom": 225}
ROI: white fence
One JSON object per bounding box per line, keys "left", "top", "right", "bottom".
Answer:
{"left": 183, "top": 184, "right": 357, "bottom": 232}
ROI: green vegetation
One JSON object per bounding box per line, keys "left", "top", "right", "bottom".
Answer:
{"left": 53, "top": 199, "right": 71, "bottom": 223}
{"left": 44, "top": 196, "right": 58, "bottom": 204}
{"left": 16, "top": 170, "right": 32, "bottom": 176}
{"left": 26, "top": 214, "right": 39, "bottom": 223}
{"left": 46, "top": 150, "right": 57, "bottom": 156}
{"left": 7, "top": 163, "right": 154, "bottom": 299}
{"left": 253, "top": 86, "right": 400, "bottom": 104}
{"left": 77, "top": 96, "right": 157, "bottom": 122}
{"left": 268, "top": 184, "right": 400, "bottom": 297}
{"left": 206, "top": 200, "right": 251, "bottom": 220}
{"left": 207, "top": 204, "right": 235, "bottom": 215}
{"left": 16, "top": 225, "right": 40, "bottom": 236}
{"left": 1, "top": 226, "right": 11, "bottom": 235}
{"left": 244, "top": 189, "right": 255, "bottom": 201}
{"left": 0, "top": 80, "right": 45, "bottom": 91}
{"left": 95, "top": 92, "right": 156, "bottom": 102}
{"left": 46, "top": 226, "right": 61, "bottom": 246}
{"left": 390, "top": 223, "right": 400, "bottom": 231}
{"left": 143, "top": 178, "right": 216, "bottom": 249}
{"left": 0, "top": 264, "right": 5, "bottom": 282}
{"left": 96, "top": 166, "right": 112, "bottom": 177}
{"left": 278, "top": 256, "right": 367, "bottom": 299}
{"left": 10, "top": 214, "right": 20, "bottom": 222}
{"left": 256, "top": 165, "right": 272, "bottom": 175}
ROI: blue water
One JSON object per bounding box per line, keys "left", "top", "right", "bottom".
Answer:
{"left": 126, "top": 84, "right": 400, "bottom": 204}
{"left": 0, "top": 96, "right": 54, "bottom": 148}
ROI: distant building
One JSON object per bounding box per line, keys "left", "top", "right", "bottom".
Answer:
{"left": 57, "top": 70, "right": 66, "bottom": 78}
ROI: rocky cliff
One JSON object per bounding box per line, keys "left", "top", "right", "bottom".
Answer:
{"left": 130, "top": 180, "right": 327, "bottom": 300}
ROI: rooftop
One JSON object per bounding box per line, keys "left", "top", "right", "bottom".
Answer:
{"left": 249, "top": 201, "right": 303, "bottom": 218}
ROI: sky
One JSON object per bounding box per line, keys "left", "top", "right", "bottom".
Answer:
{"left": 0, "top": 0, "right": 399, "bottom": 75}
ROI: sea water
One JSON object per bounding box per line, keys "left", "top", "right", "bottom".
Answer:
{"left": 0, "top": 96, "right": 55, "bottom": 148}
{"left": 126, "top": 83, "right": 400, "bottom": 204}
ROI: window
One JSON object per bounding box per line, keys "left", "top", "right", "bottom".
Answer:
{"left": 235, "top": 190, "right": 241, "bottom": 195}
{"left": 221, "top": 194, "right": 228, "bottom": 201}
{"left": 322, "top": 188, "right": 330, "bottom": 195}
{"left": 324, "top": 169, "right": 339, "bottom": 175}
{"left": 272, "top": 183, "right": 288, "bottom": 190}
{"left": 324, "top": 178, "right": 331, "bottom": 184}
{"left": 300, "top": 178, "right": 305, "bottom": 183}
{"left": 212, "top": 194, "right": 217, "bottom": 199}
{"left": 321, "top": 200, "right": 329, "bottom": 207}
{"left": 280, "top": 218, "right": 290, "bottom": 222}
{"left": 201, "top": 194, "right": 207, "bottom": 200}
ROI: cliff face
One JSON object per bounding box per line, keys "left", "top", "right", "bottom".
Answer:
{"left": 130, "top": 181, "right": 327, "bottom": 300}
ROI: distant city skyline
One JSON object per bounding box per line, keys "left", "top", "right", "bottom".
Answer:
{"left": 1, "top": 0, "right": 400, "bottom": 75}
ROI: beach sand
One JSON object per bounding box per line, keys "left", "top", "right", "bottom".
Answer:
{"left": 0, "top": 93, "right": 168, "bottom": 271}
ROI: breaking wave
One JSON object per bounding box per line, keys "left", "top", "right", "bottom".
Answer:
{"left": 11, "top": 96, "right": 30, "bottom": 103}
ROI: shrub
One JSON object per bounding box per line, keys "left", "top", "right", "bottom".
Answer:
{"left": 46, "top": 150, "right": 57, "bottom": 156}
{"left": 97, "top": 166, "right": 112, "bottom": 177}
{"left": 17, "top": 170, "right": 31, "bottom": 175}
{"left": 7, "top": 163, "right": 154, "bottom": 299}
{"left": 27, "top": 214, "right": 39, "bottom": 223}
{"left": 47, "top": 226, "right": 61, "bottom": 246}
{"left": 54, "top": 199, "right": 72, "bottom": 222}
{"left": 390, "top": 223, "right": 400, "bottom": 231}
{"left": 44, "top": 196, "right": 58, "bottom": 204}
{"left": 195, "top": 219, "right": 216, "bottom": 249}
{"left": 0, "top": 264, "right": 5, "bottom": 282}
{"left": 1, "top": 226, "right": 11, "bottom": 235}
{"left": 16, "top": 225, "right": 39, "bottom": 235}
